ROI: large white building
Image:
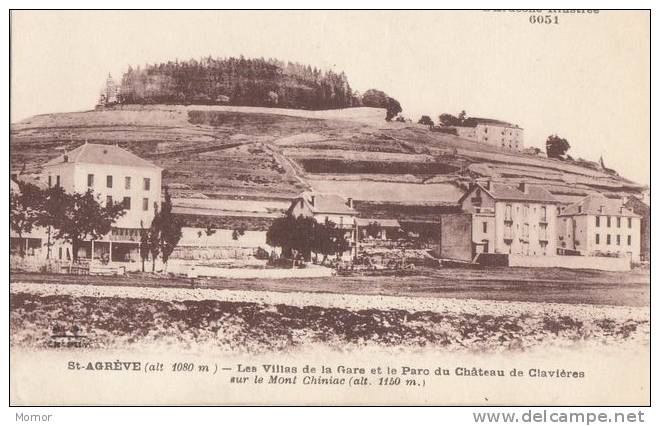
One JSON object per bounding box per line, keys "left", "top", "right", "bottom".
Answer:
{"left": 454, "top": 118, "right": 524, "bottom": 151}
{"left": 459, "top": 181, "right": 559, "bottom": 257}
{"left": 557, "top": 193, "right": 641, "bottom": 262}
{"left": 41, "top": 142, "right": 162, "bottom": 262}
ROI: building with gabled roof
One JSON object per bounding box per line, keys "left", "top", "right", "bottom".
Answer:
{"left": 40, "top": 142, "right": 162, "bottom": 263}
{"left": 459, "top": 181, "right": 559, "bottom": 257}
{"left": 453, "top": 117, "right": 524, "bottom": 151}
{"left": 288, "top": 191, "right": 358, "bottom": 227}
{"left": 558, "top": 193, "right": 641, "bottom": 262}
{"left": 287, "top": 191, "right": 360, "bottom": 259}
{"left": 43, "top": 142, "right": 160, "bottom": 169}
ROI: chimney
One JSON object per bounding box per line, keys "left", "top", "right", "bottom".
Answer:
{"left": 518, "top": 182, "right": 528, "bottom": 193}
{"left": 484, "top": 180, "right": 491, "bottom": 191}
{"left": 63, "top": 154, "right": 68, "bottom": 163}
{"left": 310, "top": 195, "right": 315, "bottom": 206}
{"left": 347, "top": 197, "right": 353, "bottom": 208}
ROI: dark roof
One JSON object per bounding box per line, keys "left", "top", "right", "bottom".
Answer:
{"left": 43, "top": 143, "right": 161, "bottom": 169}
{"left": 461, "top": 117, "right": 521, "bottom": 129}
{"left": 624, "top": 195, "right": 650, "bottom": 215}
{"left": 560, "top": 193, "right": 639, "bottom": 217}
{"left": 461, "top": 182, "right": 559, "bottom": 204}
{"left": 290, "top": 192, "right": 358, "bottom": 215}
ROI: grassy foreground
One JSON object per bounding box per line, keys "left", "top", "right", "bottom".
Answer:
{"left": 10, "top": 290, "right": 649, "bottom": 354}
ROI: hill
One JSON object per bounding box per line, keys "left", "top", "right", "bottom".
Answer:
{"left": 11, "top": 105, "right": 645, "bottom": 207}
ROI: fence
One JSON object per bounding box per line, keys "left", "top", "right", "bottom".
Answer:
{"left": 10, "top": 256, "right": 66, "bottom": 274}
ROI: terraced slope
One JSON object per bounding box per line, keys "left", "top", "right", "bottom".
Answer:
{"left": 10, "top": 105, "right": 645, "bottom": 205}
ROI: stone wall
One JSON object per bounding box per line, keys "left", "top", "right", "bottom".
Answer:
{"left": 508, "top": 255, "right": 630, "bottom": 271}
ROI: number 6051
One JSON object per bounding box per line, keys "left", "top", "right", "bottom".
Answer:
{"left": 529, "top": 15, "right": 559, "bottom": 24}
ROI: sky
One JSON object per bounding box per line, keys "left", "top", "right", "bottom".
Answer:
{"left": 10, "top": 10, "right": 650, "bottom": 185}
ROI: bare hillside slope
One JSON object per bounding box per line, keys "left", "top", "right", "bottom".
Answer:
{"left": 11, "top": 105, "right": 645, "bottom": 204}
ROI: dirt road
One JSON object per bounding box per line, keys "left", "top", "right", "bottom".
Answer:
{"left": 10, "top": 265, "right": 650, "bottom": 307}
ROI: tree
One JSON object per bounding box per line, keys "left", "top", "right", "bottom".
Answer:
{"left": 313, "top": 220, "right": 349, "bottom": 264}
{"left": 38, "top": 185, "right": 69, "bottom": 259}
{"left": 438, "top": 113, "right": 461, "bottom": 126}
{"left": 116, "top": 56, "right": 363, "bottom": 110}
{"left": 267, "top": 215, "right": 351, "bottom": 265}
{"left": 328, "top": 224, "right": 351, "bottom": 260}
{"left": 139, "top": 223, "right": 150, "bottom": 272}
{"left": 147, "top": 204, "right": 161, "bottom": 272}
{"left": 361, "top": 89, "right": 389, "bottom": 108}
{"left": 546, "top": 134, "right": 571, "bottom": 159}
{"left": 157, "top": 188, "right": 182, "bottom": 271}
{"left": 232, "top": 225, "right": 246, "bottom": 241}
{"left": 457, "top": 110, "right": 467, "bottom": 123}
{"left": 418, "top": 115, "right": 434, "bottom": 128}
{"left": 385, "top": 97, "right": 402, "bottom": 121}
{"left": 42, "top": 189, "right": 125, "bottom": 260}
{"left": 364, "top": 221, "right": 382, "bottom": 239}
{"left": 267, "top": 215, "right": 317, "bottom": 265}
{"left": 10, "top": 181, "right": 44, "bottom": 257}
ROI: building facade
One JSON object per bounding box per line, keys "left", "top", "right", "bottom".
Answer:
{"left": 558, "top": 194, "right": 641, "bottom": 262}
{"left": 459, "top": 181, "right": 559, "bottom": 257}
{"left": 453, "top": 118, "right": 524, "bottom": 151}
{"left": 41, "top": 143, "right": 162, "bottom": 263}
{"left": 624, "top": 195, "right": 650, "bottom": 262}
{"left": 288, "top": 192, "right": 359, "bottom": 258}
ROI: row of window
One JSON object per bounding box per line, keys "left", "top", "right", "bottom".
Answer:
{"left": 595, "top": 234, "right": 632, "bottom": 246}
{"left": 504, "top": 204, "right": 547, "bottom": 221}
{"left": 48, "top": 174, "right": 153, "bottom": 192}
{"left": 107, "top": 196, "right": 151, "bottom": 211}
{"left": 88, "top": 174, "right": 151, "bottom": 191}
{"left": 595, "top": 216, "right": 632, "bottom": 229}
{"left": 502, "top": 223, "right": 548, "bottom": 240}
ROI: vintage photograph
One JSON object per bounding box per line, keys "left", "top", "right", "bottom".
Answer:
{"left": 9, "top": 10, "right": 650, "bottom": 406}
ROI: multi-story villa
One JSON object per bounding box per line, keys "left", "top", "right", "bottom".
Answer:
{"left": 459, "top": 181, "right": 559, "bottom": 257}
{"left": 557, "top": 193, "right": 641, "bottom": 262}
{"left": 453, "top": 118, "right": 524, "bottom": 151}
{"left": 41, "top": 142, "right": 162, "bottom": 262}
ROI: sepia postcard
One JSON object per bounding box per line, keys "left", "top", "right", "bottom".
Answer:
{"left": 8, "top": 9, "right": 650, "bottom": 406}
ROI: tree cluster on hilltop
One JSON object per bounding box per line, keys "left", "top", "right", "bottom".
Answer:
{"left": 116, "top": 56, "right": 400, "bottom": 113}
